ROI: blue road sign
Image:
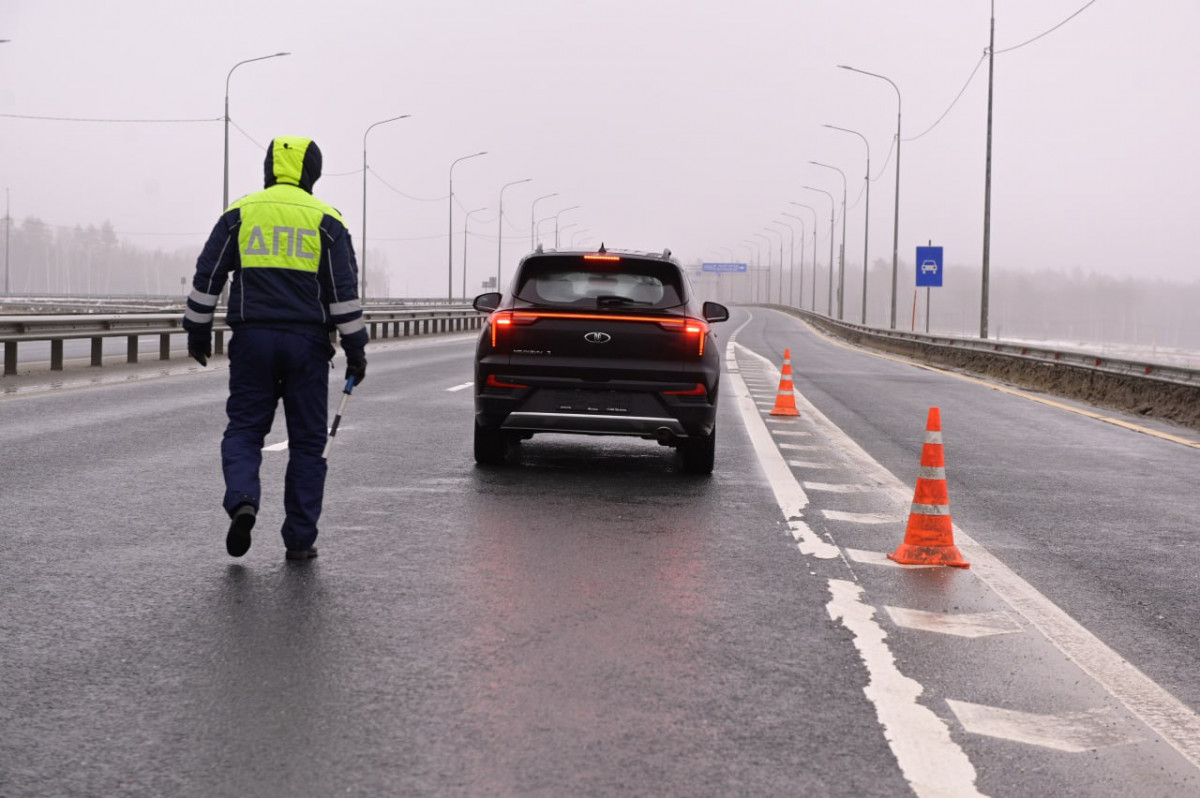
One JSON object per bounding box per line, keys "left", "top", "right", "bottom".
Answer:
{"left": 915, "top": 246, "right": 943, "bottom": 287}
{"left": 701, "top": 262, "right": 748, "bottom": 274}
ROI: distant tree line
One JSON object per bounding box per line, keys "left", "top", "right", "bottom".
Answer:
{"left": 1, "top": 217, "right": 196, "bottom": 298}
{"left": 0, "top": 216, "right": 393, "bottom": 300}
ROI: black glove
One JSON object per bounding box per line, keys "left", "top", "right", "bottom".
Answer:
{"left": 344, "top": 353, "right": 367, "bottom": 387}
{"left": 188, "top": 334, "right": 212, "bottom": 367}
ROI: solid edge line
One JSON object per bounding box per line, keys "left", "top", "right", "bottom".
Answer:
{"left": 739, "top": 320, "right": 1200, "bottom": 770}
{"left": 724, "top": 328, "right": 837, "bottom": 560}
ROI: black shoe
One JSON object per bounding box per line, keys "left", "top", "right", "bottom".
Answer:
{"left": 285, "top": 546, "right": 318, "bottom": 561}
{"left": 226, "top": 505, "right": 256, "bottom": 557}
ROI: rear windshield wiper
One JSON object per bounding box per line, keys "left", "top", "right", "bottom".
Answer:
{"left": 596, "top": 294, "right": 651, "bottom": 308}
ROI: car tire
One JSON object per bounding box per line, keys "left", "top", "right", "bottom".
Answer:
{"left": 679, "top": 427, "right": 715, "bottom": 474}
{"left": 474, "top": 421, "right": 508, "bottom": 466}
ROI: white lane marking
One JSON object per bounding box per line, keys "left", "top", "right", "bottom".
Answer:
{"left": 947, "top": 700, "right": 1140, "bottom": 752}
{"left": 786, "top": 459, "right": 834, "bottom": 470}
{"left": 725, "top": 331, "right": 837, "bottom": 560}
{"left": 885, "top": 607, "right": 1024, "bottom": 638}
{"left": 828, "top": 580, "right": 982, "bottom": 796}
{"left": 845, "top": 548, "right": 939, "bottom": 569}
{"left": 263, "top": 441, "right": 289, "bottom": 452}
{"left": 804, "top": 481, "right": 876, "bottom": 493}
{"left": 772, "top": 429, "right": 812, "bottom": 437}
{"left": 778, "top": 443, "right": 819, "bottom": 451}
{"left": 823, "top": 510, "right": 901, "bottom": 524}
{"left": 764, "top": 417, "right": 801, "bottom": 424}
{"left": 446, "top": 381, "right": 474, "bottom": 392}
{"left": 731, "top": 327, "right": 979, "bottom": 796}
{"left": 739, "top": 329, "right": 1200, "bottom": 770}
{"left": 960, "top": 530, "right": 1200, "bottom": 766}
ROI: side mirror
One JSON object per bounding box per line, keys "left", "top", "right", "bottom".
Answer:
{"left": 702, "top": 301, "right": 730, "bottom": 323}
{"left": 473, "top": 292, "right": 502, "bottom": 313}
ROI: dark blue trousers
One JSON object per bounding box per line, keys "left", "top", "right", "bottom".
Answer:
{"left": 222, "top": 327, "right": 332, "bottom": 550}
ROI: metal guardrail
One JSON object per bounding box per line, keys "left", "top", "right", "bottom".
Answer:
{"left": 792, "top": 310, "right": 1200, "bottom": 389}
{"left": 0, "top": 306, "right": 484, "bottom": 376}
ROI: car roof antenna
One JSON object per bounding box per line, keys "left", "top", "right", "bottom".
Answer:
{"left": 597, "top": 242, "right": 606, "bottom": 254}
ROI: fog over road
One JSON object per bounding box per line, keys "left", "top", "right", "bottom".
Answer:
{"left": 3, "top": 309, "right": 1199, "bottom": 796}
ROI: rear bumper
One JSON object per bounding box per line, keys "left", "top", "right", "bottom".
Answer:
{"left": 500, "top": 411, "right": 688, "bottom": 437}
{"left": 476, "top": 390, "right": 717, "bottom": 439}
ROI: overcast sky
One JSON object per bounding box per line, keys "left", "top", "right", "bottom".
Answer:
{"left": 2, "top": 0, "right": 1197, "bottom": 297}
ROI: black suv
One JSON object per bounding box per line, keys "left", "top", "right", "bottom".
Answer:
{"left": 472, "top": 246, "right": 729, "bottom": 473}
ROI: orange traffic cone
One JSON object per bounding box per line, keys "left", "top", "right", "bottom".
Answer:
{"left": 769, "top": 349, "right": 801, "bottom": 417}
{"left": 887, "top": 407, "right": 970, "bottom": 568}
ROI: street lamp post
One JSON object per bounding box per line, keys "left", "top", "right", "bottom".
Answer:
{"left": 448, "top": 150, "right": 488, "bottom": 301}
{"left": 801, "top": 187, "right": 836, "bottom": 316}
{"left": 825, "top": 125, "right": 871, "bottom": 324}
{"left": 224, "top": 52, "right": 290, "bottom": 211}
{"left": 753, "top": 232, "right": 772, "bottom": 304}
{"left": 771, "top": 220, "right": 796, "bottom": 307}
{"left": 762, "top": 227, "right": 783, "bottom": 304}
{"left": 4, "top": 188, "right": 10, "bottom": 295}
{"left": 553, "top": 206, "right": 581, "bottom": 248}
{"left": 788, "top": 202, "right": 819, "bottom": 311}
{"left": 559, "top": 223, "right": 580, "bottom": 247}
{"left": 462, "top": 206, "right": 488, "bottom": 299}
{"left": 740, "top": 241, "right": 758, "bottom": 303}
{"left": 496, "top": 178, "right": 532, "bottom": 292}
{"left": 361, "top": 114, "right": 411, "bottom": 304}
{"left": 781, "top": 213, "right": 806, "bottom": 308}
{"left": 569, "top": 228, "right": 591, "bottom": 248}
{"left": 839, "top": 64, "right": 901, "bottom": 328}
{"left": 811, "top": 162, "right": 848, "bottom": 319}
{"left": 530, "top": 193, "right": 558, "bottom": 249}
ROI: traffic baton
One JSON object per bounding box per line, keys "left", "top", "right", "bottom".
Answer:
{"left": 322, "top": 376, "right": 356, "bottom": 459}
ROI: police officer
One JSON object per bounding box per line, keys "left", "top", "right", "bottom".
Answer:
{"left": 184, "top": 136, "right": 368, "bottom": 561}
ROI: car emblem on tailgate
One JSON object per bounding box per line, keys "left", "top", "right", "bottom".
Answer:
{"left": 584, "top": 332, "right": 612, "bottom": 344}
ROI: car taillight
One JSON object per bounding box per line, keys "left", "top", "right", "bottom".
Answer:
{"left": 663, "top": 382, "right": 707, "bottom": 397}
{"left": 488, "top": 310, "right": 538, "bottom": 347}
{"left": 491, "top": 310, "right": 707, "bottom": 356}
{"left": 656, "top": 318, "right": 709, "bottom": 356}
{"left": 485, "top": 374, "right": 528, "bottom": 389}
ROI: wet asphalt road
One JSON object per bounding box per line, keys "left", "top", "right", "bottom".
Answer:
{"left": 3, "top": 308, "right": 1200, "bottom": 796}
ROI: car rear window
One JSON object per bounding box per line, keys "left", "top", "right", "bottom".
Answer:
{"left": 513, "top": 255, "right": 685, "bottom": 310}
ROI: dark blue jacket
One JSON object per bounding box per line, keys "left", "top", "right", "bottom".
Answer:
{"left": 184, "top": 136, "right": 367, "bottom": 359}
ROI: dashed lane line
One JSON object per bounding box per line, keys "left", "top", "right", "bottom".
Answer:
{"left": 735, "top": 336, "right": 1200, "bottom": 770}
{"left": 726, "top": 325, "right": 980, "bottom": 797}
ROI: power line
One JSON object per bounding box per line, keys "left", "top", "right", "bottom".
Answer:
{"left": 895, "top": 0, "right": 1099, "bottom": 143}
{"left": 0, "top": 112, "right": 220, "bottom": 123}
{"left": 904, "top": 53, "right": 987, "bottom": 142}
{"left": 996, "top": 0, "right": 1098, "bottom": 54}
{"left": 368, "top": 168, "right": 446, "bottom": 203}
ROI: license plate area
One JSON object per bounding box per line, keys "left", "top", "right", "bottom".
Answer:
{"left": 552, "top": 389, "right": 639, "bottom": 414}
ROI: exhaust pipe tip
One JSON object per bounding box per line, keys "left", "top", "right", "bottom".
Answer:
{"left": 655, "top": 427, "right": 676, "bottom": 446}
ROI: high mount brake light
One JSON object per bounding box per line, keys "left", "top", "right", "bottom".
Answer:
{"left": 583, "top": 254, "right": 622, "bottom": 262}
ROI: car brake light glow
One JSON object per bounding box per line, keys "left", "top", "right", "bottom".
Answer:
{"left": 490, "top": 310, "right": 708, "bottom": 356}
{"left": 663, "top": 382, "right": 707, "bottom": 396}
{"left": 485, "top": 374, "right": 527, "bottom": 389}
{"left": 583, "top": 254, "right": 622, "bottom": 262}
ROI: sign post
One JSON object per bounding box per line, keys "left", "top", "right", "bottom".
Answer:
{"left": 915, "top": 245, "right": 943, "bottom": 333}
